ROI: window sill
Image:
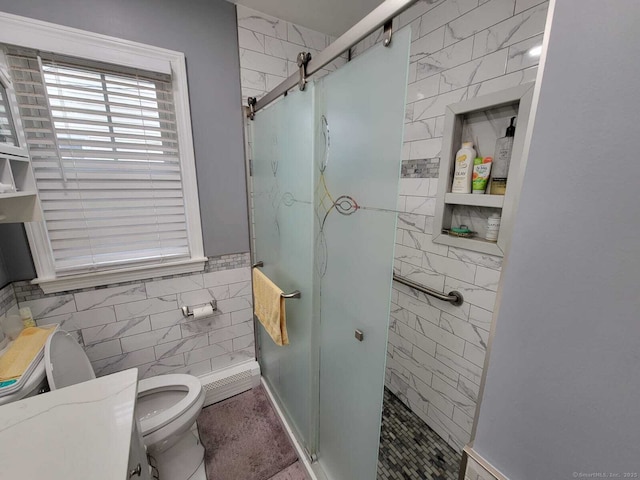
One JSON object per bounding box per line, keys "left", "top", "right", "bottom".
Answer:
{"left": 33, "top": 257, "right": 208, "bottom": 294}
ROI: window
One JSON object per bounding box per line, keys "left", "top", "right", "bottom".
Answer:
{"left": 0, "top": 14, "right": 205, "bottom": 293}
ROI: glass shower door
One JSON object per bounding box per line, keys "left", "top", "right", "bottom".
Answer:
{"left": 252, "top": 87, "right": 316, "bottom": 453}
{"left": 314, "top": 29, "right": 411, "bottom": 480}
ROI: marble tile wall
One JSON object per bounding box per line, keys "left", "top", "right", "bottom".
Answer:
{"left": 465, "top": 457, "right": 499, "bottom": 480}
{"left": 12, "top": 253, "right": 255, "bottom": 379}
{"left": 351, "top": 0, "right": 548, "bottom": 452}
{"left": 0, "top": 283, "right": 17, "bottom": 319}
{"left": 236, "top": 5, "right": 347, "bottom": 104}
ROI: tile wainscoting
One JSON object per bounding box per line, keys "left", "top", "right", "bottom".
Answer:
{"left": 0, "top": 283, "right": 18, "bottom": 318}
{"left": 5, "top": 253, "right": 255, "bottom": 379}
{"left": 350, "top": 0, "right": 549, "bottom": 453}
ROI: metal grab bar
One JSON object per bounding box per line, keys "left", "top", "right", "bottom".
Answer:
{"left": 393, "top": 273, "right": 463, "bottom": 306}
{"left": 252, "top": 261, "right": 301, "bottom": 299}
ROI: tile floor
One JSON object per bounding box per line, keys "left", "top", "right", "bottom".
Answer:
{"left": 377, "top": 388, "right": 461, "bottom": 480}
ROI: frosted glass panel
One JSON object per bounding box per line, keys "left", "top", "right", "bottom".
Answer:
{"left": 252, "top": 87, "right": 315, "bottom": 450}
{"left": 315, "top": 29, "right": 410, "bottom": 480}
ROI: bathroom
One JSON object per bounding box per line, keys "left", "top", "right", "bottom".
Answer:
{"left": 0, "top": 0, "right": 638, "bottom": 479}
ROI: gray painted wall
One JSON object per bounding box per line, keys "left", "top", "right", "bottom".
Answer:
{"left": 473, "top": 1, "right": 640, "bottom": 478}
{"left": 0, "top": 0, "right": 249, "bottom": 268}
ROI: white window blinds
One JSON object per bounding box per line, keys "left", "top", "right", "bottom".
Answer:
{"left": 6, "top": 48, "right": 191, "bottom": 275}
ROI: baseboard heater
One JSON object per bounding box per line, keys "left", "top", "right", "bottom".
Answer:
{"left": 198, "top": 360, "right": 261, "bottom": 407}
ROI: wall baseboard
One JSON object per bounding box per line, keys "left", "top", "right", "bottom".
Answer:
{"left": 198, "top": 360, "right": 260, "bottom": 407}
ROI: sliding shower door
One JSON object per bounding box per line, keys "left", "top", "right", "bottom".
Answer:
{"left": 314, "top": 29, "right": 410, "bottom": 480}
{"left": 251, "top": 27, "right": 410, "bottom": 480}
{"left": 252, "top": 87, "right": 316, "bottom": 453}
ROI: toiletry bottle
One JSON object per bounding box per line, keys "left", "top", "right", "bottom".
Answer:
{"left": 490, "top": 117, "right": 516, "bottom": 195}
{"left": 472, "top": 157, "right": 492, "bottom": 194}
{"left": 19, "top": 307, "right": 36, "bottom": 328}
{"left": 451, "top": 142, "right": 476, "bottom": 194}
{"left": 486, "top": 213, "right": 501, "bottom": 242}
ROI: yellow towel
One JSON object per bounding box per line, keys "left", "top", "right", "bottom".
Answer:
{"left": 0, "top": 326, "right": 55, "bottom": 381}
{"left": 253, "top": 268, "right": 289, "bottom": 346}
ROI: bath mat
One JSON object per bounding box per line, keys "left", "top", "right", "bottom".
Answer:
{"left": 197, "top": 386, "right": 299, "bottom": 480}
{"left": 268, "top": 462, "right": 308, "bottom": 480}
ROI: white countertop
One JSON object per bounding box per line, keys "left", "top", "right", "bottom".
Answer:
{"left": 0, "top": 369, "right": 138, "bottom": 480}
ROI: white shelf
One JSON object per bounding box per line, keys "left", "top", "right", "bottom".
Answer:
{"left": 0, "top": 191, "right": 36, "bottom": 199}
{"left": 444, "top": 193, "right": 504, "bottom": 208}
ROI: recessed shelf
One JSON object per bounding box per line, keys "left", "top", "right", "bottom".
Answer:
{"left": 444, "top": 193, "right": 504, "bottom": 208}
{"left": 0, "top": 191, "right": 37, "bottom": 199}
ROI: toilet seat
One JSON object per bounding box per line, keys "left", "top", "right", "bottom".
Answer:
{"left": 136, "top": 374, "right": 204, "bottom": 436}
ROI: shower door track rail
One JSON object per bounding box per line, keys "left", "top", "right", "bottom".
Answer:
{"left": 393, "top": 273, "right": 464, "bottom": 306}
{"left": 247, "top": 0, "right": 419, "bottom": 116}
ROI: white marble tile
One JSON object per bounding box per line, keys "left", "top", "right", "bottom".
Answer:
{"left": 202, "top": 267, "right": 251, "bottom": 288}
{"left": 402, "top": 230, "right": 450, "bottom": 256}
{"left": 419, "top": 0, "right": 479, "bottom": 37}
{"left": 444, "top": 0, "right": 516, "bottom": 47}
{"left": 458, "top": 375, "right": 480, "bottom": 402}
{"left": 407, "top": 61, "right": 418, "bottom": 84}
{"left": 388, "top": 328, "right": 416, "bottom": 357}
{"left": 406, "top": 196, "right": 437, "bottom": 216}
{"left": 238, "top": 27, "right": 265, "bottom": 53}
{"left": 423, "top": 252, "right": 476, "bottom": 283}
{"left": 412, "top": 345, "right": 460, "bottom": 386}
{"left": 445, "top": 277, "right": 496, "bottom": 311}
{"left": 93, "top": 347, "right": 156, "bottom": 377}
{"left": 435, "top": 344, "right": 483, "bottom": 385}
{"left": 184, "top": 340, "right": 233, "bottom": 365}
{"left": 240, "top": 68, "right": 266, "bottom": 91}
{"left": 416, "top": 37, "right": 474, "bottom": 81}
{"left": 468, "top": 65, "right": 537, "bottom": 97}
{"left": 21, "top": 294, "right": 76, "bottom": 320}
{"left": 181, "top": 312, "right": 231, "bottom": 337}
{"left": 208, "top": 321, "right": 254, "bottom": 344}
{"left": 398, "top": 178, "right": 432, "bottom": 196}
{"left": 416, "top": 316, "right": 466, "bottom": 356}
{"left": 400, "top": 261, "right": 446, "bottom": 295}
{"left": 236, "top": 5, "right": 287, "bottom": 40}
{"left": 232, "top": 333, "right": 254, "bottom": 351}
{"left": 217, "top": 296, "right": 253, "bottom": 314}
{"left": 149, "top": 309, "right": 184, "bottom": 330}
{"left": 395, "top": 245, "right": 423, "bottom": 268}
{"left": 471, "top": 1, "right": 548, "bottom": 58}
{"left": 404, "top": 118, "right": 437, "bottom": 143}
{"left": 398, "top": 0, "right": 446, "bottom": 31}
{"left": 397, "top": 213, "right": 428, "bottom": 233}
{"left": 37, "top": 306, "right": 116, "bottom": 330}
{"left": 114, "top": 295, "right": 176, "bottom": 321}
{"left": 474, "top": 265, "right": 501, "bottom": 291}
{"left": 506, "top": 34, "right": 544, "bottom": 73}
{"left": 414, "top": 87, "right": 467, "bottom": 121}
{"left": 231, "top": 308, "right": 253, "bottom": 325}
{"left": 401, "top": 142, "right": 411, "bottom": 160}
{"left": 210, "top": 350, "right": 255, "bottom": 372}
{"left": 120, "top": 325, "right": 182, "bottom": 353}
{"left": 82, "top": 316, "right": 150, "bottom": 346}
{"left": 75, "top": 284, "right": 146, "bottom": 311}
{"left": 208, "top": 281, "right": 252, "bottom": 301}
{"left": 431, "top": 374, "right": 476, "bottom": 416}
{"left": 264, "top": 36, "right": 311, "bottom": 62}
{"left": 85, "top": 339, "right": 122, "bottom": 362}
{"left": 145, "top": 275, "right": 204, "bottom": 298}
{"left": 514, "top": 0, "right": 546, "bottom": 14}
{"left": 407, "top": 75, "right": 441, "bottom": 105}
{"left": 239, "top": 49, "right": 288, "bottom": 77}
{"left": 393, "top": 348, "right": 435, "bottom": 387}
{"left": 440, "top": 48, "right": 508, "bottom": 92}
{"left": 448, "top": 246, "right": 502, "bottom": 269}
{"left": 405, "top": 103, "right": 415, "bottom": 123}
{"left": 410, "top": 26, "right": 445, "bottom": 63}
{"left": 398, "top": 278, "right": 471, "bottom": 320}
{"left": 396, "top": 289, "right": 442, "bottom": 325}
{"left": 396, "top": 196, "right": 407, "bottom": 214}
{"left": 396, "top": 321, "right": 437, "bottom": 357}
{"left": 287, "top": 23, "right": 328, "bottom": 51}
{"left": 453, "top": 406, "right": 474, "bottom": 434}
{"left": 468, "top": 305, "right": 493, "bottom": 331}
{"left": 463, "top": 341, "right": 486, "bottom": 367}
{"left": 177, "top": 289, "right": 215, "bottom": 307}
{"left": 138, "top": 353, "right": 186, "bottom": 379}
{"left": 427, "top": 402, "right": 471, "bottom": 448}
{"left": 409, "top": 137, "right": 442, "bottom": 160}
{"left": 154, "top": 334, "right": 209, "bottom": 360}
{"left": 440, "top": 312, "right": 488, "bottom": 350}
{"left": 171, "top": 359, "right": 212, "bottom": 377}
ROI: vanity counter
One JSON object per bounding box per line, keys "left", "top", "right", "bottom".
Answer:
{"left": 0, "top": 369, "right": 139, "bottom": 480}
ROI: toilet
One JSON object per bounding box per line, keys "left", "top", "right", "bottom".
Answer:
{"left": 44, "top": 330, "right": 206, "bottom": 480}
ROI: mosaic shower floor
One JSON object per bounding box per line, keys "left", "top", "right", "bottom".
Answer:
{"left": 377, "top": 388, "right": 461, "bottom": 480}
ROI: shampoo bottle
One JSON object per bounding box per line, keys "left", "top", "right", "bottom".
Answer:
{"left": 490, "top": 117, "right": 516, "bottom": 195}
{"left": 451, "top": 142, "right": 476, "bottom": 194}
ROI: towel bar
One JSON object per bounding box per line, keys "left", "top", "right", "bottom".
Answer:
{"left": 252, "top": 260, "right": 301, "bottom": 299}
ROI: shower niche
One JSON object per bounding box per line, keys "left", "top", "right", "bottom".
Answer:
{"left": 432, "top": 83, "right": 535, "bottom": 256}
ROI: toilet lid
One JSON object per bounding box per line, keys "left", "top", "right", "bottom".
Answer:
{"left": 45, "top": 330, "right": 96, "bottom": 390}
